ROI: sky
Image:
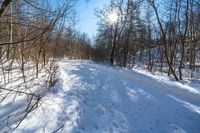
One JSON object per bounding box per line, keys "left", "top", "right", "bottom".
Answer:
{"left": 74, "top": 0, "right": 109, "bottom": 39}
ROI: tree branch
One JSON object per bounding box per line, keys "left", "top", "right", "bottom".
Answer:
{"left": 0, "top": 0, "right": 12, "bottom": 17}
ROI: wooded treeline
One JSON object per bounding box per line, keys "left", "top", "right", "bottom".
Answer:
{"left": 94, "top": 0, "right": 200, "bottom": 80}
{"left": 53, "top": 27, "right": 94, "bottom": 60}
{"left": 0, "top": 0, "right": 93, "bottom": 129}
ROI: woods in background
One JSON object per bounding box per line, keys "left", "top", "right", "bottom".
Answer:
{"left": 0, "top": 0, "right": 93, "bottom": 86}
{"left": 94, "top": 0, "right": 200, "bottom": 80}
{"left": 53, "top": 27, "right": 94, "bottom": 60}
{"left": 0, "top": 0, "right": 93, "bottom": 129}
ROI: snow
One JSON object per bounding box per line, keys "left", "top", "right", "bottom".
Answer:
{"left": 1, "top": 59, "right": 200, "bottom": 132}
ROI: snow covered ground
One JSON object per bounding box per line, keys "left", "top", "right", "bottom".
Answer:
{"left": 2, "top": 59, "right": 200, "bottom": 133}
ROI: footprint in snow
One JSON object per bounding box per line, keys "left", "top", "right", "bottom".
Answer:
{"left": 94, "top": 106, "right": 105, "bottom": 115}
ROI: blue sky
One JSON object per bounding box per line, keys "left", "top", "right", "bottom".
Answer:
{"left": 74, "top": 0, "right": 109, "bottom": 39}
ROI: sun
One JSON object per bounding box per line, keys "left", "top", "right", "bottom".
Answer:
{"left": 108, "top": 11, "right": 118, "bottom": 24}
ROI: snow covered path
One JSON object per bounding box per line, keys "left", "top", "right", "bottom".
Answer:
{"left": 13, "top": 60, "right": 200, "bottom": 133}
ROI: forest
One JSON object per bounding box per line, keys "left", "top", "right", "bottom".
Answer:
{"left": 0, "top": 0, "right": 200, "bottom": 132}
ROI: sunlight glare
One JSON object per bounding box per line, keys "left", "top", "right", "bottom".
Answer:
{"left": 108, "top": 11, "right": 118, "bottom": 24}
